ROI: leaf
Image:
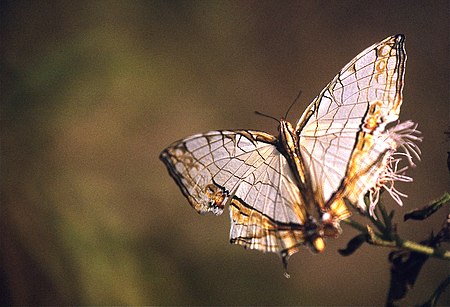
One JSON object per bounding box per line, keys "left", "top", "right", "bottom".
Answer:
{"left": 386, "top": 249, "right": 429, "bottom": 305}
{"left": 404, "top": 193, "right": 450, "bottom": 221}
{"left": 338, "top": 234, "right": 367, "bottom": 256}
{"left": 386, "top": 225, "right": 449, "bottom": 306}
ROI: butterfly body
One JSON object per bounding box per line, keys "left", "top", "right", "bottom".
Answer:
{"left": 160, "top": 34, "right": 420, "bottom": 264}
{"left": 277, "top": 119, "right": 342, "bottom": 252}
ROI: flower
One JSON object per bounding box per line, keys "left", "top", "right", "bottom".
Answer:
{"left": 368, "top": 121, "right": 422, "bottom": 216}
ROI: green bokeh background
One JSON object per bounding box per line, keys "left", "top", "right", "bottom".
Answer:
{"left": 1, "top": 1, "right": 449, "bottom": 305}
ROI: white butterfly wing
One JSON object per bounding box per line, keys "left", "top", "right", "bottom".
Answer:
{"left": 296, "top": 34, "right": 407, "bottom": 211}
{"left": 160, "top": 130, "right": 308, "bottom": 256}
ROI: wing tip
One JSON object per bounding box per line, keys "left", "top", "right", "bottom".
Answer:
{"left": 394, "top": 33, "right": 405, "bottom": 43}
{"left": 159, "top": 149, "right": 168, "bottom": 161}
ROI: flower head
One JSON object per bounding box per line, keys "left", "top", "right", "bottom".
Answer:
{"left": 368, "top": 121, "right": 422, "bottom": 215}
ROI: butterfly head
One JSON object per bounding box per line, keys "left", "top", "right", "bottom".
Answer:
{"left": 278, "top": 119, "right": 296, "bottom": 142}
{"left": 277, "top": 119, "right": 300, "bottom": 165}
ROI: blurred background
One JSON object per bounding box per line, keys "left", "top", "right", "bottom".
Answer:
{"left": 1, "top": 0, "right": 449, "bottom": 305}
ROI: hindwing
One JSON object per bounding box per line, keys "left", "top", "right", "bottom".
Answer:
{"left": 160, "top": 130, "right": 308, "bottom": 256}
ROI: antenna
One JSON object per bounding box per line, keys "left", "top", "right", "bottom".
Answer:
{"left": 254, "top": 110, "right": 279, "bottom": 123}
{"left": 284, "top": 89, "right": 303, "bottom": 119}
{"left": 254, "top": 89, "right": 303, "bottom": 123}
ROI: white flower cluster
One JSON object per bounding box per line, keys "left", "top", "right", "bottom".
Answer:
{"left": 369, "top": 121, "right": 422, "bottom": 216}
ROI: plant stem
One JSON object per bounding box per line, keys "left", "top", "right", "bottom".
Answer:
{"left": 400, "top": 239, "right": 450, "bottom": 259}
{"left": 343, "top": 218, "right": 450, "bottom": 260}
{"left": 341, "top": 218, "right": 367, "bottom": 233}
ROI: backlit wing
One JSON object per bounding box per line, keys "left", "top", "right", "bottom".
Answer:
{"left": 160, "top": 130, "right": 307, "bottom": 257}
{"left": 296, "top": 34, "right": 407, "bottom": 211}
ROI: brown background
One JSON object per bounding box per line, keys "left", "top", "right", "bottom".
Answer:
{"left": 1, "top": 1, "right": 449, "bottom": 305}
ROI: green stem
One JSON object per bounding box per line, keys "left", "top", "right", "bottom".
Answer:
{"left": 343, "top": 218, "right": 450, "bottom": 260}
{"left": 400, "top": 239, "right": 450, "bottom": 259}
{"left": 377, "top": 202, "right": 392, "bottom": 233}
{"left": 342, "top": 218, "right": 370, "bottom": 234}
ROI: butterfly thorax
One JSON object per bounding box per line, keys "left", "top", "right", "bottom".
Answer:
{"left": 278, "top": 120, "right": 305, "bottom": 184}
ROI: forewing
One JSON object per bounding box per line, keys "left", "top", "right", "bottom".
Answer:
{"left": 160, "top": 130, "right": 307, "bottom": 256}
{"left": 296, "top": 35, "right": 407, "bottom": 211}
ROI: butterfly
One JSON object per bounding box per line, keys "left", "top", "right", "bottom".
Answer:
{"left": 160, "top": 34, "right": 420, "bottom": 267}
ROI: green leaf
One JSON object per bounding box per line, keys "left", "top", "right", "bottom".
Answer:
{"left": 338, "top": 234, "right": 367, "bottom": 256}
{"left": 404, "top": 193, "right": 450, "bottom": 221}
{"left": 386, "top": 249, "right": 429, "bottom": 305}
